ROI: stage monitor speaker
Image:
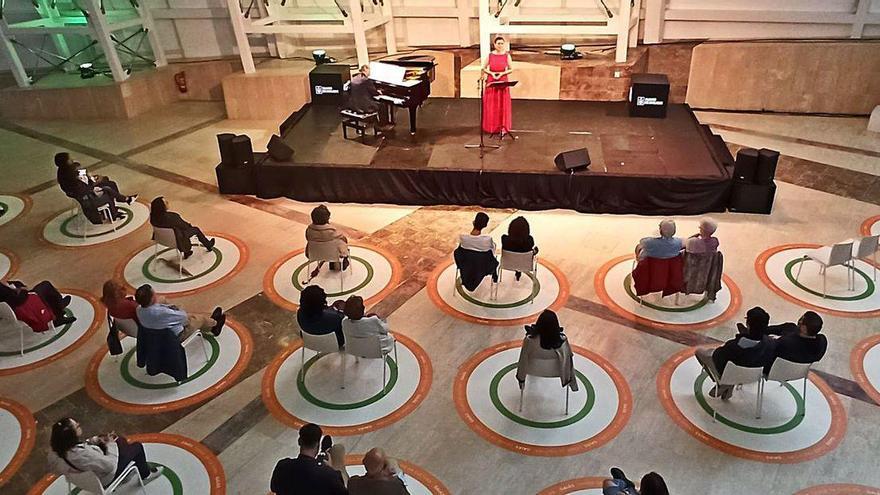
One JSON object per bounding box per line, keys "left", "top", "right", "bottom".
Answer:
{"left": 729, "top": 181, "right": 776, "bottom": 214}
{"left": 756, "top": 148, "right": 779, "bottom": 185}
{"left": 734, "top": 147, "right": 759, "bottom": 183}
{"left": 231, "top": 135, "right": 254, "bottom": 168}
{"left": 217, "top": 133, "right": 237, "bottom": 165}
{"left": 554, "top": 148, "right": 591, "bottom": 172}
{"left": 267, "top": 135, "right": 294, "bottom": 162}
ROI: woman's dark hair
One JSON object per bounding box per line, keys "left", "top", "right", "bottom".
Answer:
{"left": 149, "top": 196, "right": 167, "bottom": 225}
{"left": 299, "top": 285, "right": 328, "bottom": 317}
{"left": 54, "top": 152, "right": 70, "bottom": 168}
{"left": 311, "top": 205, "right": 331, "bottom": 225}
{"left": 639, "top": 472, "right": 669, "bottom": 495}
{"left": 508, "top": 216, "right": 530, "bottom": 240}
{"left": 493, "top": 35, "right": 505, "bottom": 44}
{"left": 745, "top": 306, "right": 770, "bottom": 338}
{"left": 473, "top": 212, "right": 490, "bottom": 231}
{"left": 344, "top": 295, "right": 365, "bottom": 320}
{"left": 530, "top": 310, "right": 564, "bottom": 349}
{"left": 50, "top": 418, "right": 80, "bottom": 459}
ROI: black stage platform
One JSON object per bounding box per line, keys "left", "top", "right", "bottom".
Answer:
{"left": 224, "top": 99, "right": 735, "bottom": 215}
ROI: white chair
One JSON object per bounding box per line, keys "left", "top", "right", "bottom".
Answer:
{"left": 518, "top": 353, "right": 572, "bottom": 415}
{"left": 795, "top": 241, "right": 854, "bottom": 297}
{"left": 65, "top": 461, "right": 146, "bottom": 495}
{"left": 181, "top": 329, "right": 210, "bottom": 364}
{"left": 341, "top": 328, "right": 398, "bottom": 394}
{"left": 70, "top": 197, "right": 115, "bottom": 240}
{"left": 709, "top": 362, "right": 764, "bottom": 421}
{"left": 0, "top": 302, "right": 57, "bottom": 356}
{"left": 759, "top": 358, "right": 812, "bottom": 419}
{"left": 152, "top": 227, "right": 184, "bottom": 279}
{"left": 494, "top": 250, "right": 538, "bottom": 300}
{"left": 850, "top": 234, "right": 879, "bottom": 282}
{"left": 108, "top": 315, "right": 138, "bottom": 338}
{"left": 304, "top": 240, "right": 349, "bottom": 292}
{"left": 299, "top": 330, "right": 342, "bottom": 384}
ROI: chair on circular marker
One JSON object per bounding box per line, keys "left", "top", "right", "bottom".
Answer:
{"left": 70, "top": 197, "right": 116, "bottom": 240}
{"left": 759, "top": 358, "right": 812, "bottom": 419}
{"left": 341, "top": 326, "right": 398, "bottom": 394}
{"left": 795, "top": 241, "right": 853, "bottom": 297}
{"left": 493, "top": 249, "right": 538, "bottom": 300}
{"left": 708, "top": 362, "right": 764, "bottom": 421}
{"left": 299, "top": 329, "right": 343, "bottom": 386}
{"left": 64, "top": 461, "right": 146, "bottom": 495}
{"left": 850, "top": 234, "right": 879, "bottom": 281}
{"left": 0, "top": 301, "right": 58, "bottom": 356}
{"left": 151, "top": 227, "right": 185, "bottom": 279}
{"left": 304, "top": 240, "right": 349, "bottom": 292}
{"left": 517, "top": 352, "right": 574, "bottom": 416}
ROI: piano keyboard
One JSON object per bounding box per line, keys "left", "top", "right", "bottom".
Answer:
{"left": 375, "top": 95, "right": 406, "bottom": 105}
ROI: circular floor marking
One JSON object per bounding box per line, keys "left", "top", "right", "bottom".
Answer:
{"left": 657, "top": 347, "right": 846, "bottom": 463}
{"left": 264, "top": 244, "right": 402, "bottom": 311}
{"left": 756, "top": 244, "right": 880, "bottom": 318}
{"left": 42, "top": 201, "right": 149, "bottom": 248}
{"left": 538, "top": 477, "right": 606, "bottom": 495}
{"left": 0, "top": 194, "right": 30, "bottom": 227}
{"left": 0, "top": 289, "right": 102, "bottom": 376}
{"left": 27, "top": 433, "right": 224, "bottom": 495}
{"left": 118, "top": 233, "right": 248, "bottom": 297}
{"left": 595, "top": 254, "right": 741, "bottom": 331}
{"left": 344, "top": 455, "right": 450, "bottom": 495}
{"left": 0, "top": 249, "right": 17, "bottom": 280}
{"left": 851, "top": 334, "right": 880, "bottom": 406}
{"left": 454, "top": 341, "right": 631, "bottom": 456}
{"left": 795, "top": 484, "right": 880, "bottom": 495}
{"left": 85, "top": 318, "right": 252, "bottom": 414}
{"left": 862, "top": 216, "right": 880, "bottom": 237}
{"left": 427, "top": 258, "right": 570, "bottom": 326}
{"left": 0, "top": 398, "right": 36, "bottom": 486}
{"left": 263, "top": 332, "right": 431, "bottom": 435}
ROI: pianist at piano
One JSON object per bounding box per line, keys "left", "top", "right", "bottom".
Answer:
{"left": 367, "top": 56, "right": 436, "bottom": 135}
{"left": 347, "top": 65, "right": 393, "bottom": 128}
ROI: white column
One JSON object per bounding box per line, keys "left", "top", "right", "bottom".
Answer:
{"left": 254, "top": 0, "right": 278, "bottom": 57}
{"left": 456, "top": 0, "right": 471, "bottom": 47}
{"left": 629, "top": 0, "right": 641, "bottom": 48}
{"left": 84, "top": 0, "right": 127, "bottom": 82}
{"left": 349, "top": 0, "right": 369, "bottom": 66}
{"left": 135, "top": 0, "right": 167, "bottom": 67}
{"left": 643, "top": 0, "right": 664, "bottom": 44}
{"left": 614, "top": 0, "right": 631, "bottom": 63}
{"left": 226, "top": 0, "right": 256, "bottom": 73}
{"left": 35, "top": 0, "right": 72, "bottom": 59}
{"left": 851, "top": 0, "right": 869, "bottom": 38}
{"left": 478, "top": 0, "right": 491, "bottom": 62}
{"left": 0, "top": 20, "right": 31, "bottom": 87}
{"left": 382, "top": 0, "right": 397, "bottom": 56}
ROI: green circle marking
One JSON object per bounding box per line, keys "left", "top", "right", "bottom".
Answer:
{"left": 0, "top": 309, "right": 74, "bottom": 357}
{"left": 693, "top": 371, "right": 805, "bottom": 434}
{"left": 68, "top": 462, "right": 183, "bottom": 494}
{"left": 784, "top": 258, "right": 875, "bottom": 301}
{"left": 119, "top": 335, "right": 220, "bottom": 389}
{"left": 296, "top": 351, "right": 398, "bottom": 410}
{"left": 622, "top": 273, "right": 709, "bottom": 312}
{"left": 488, "top": 363, "right": 595, "bottom": 428}
{"left": 455, "top": 272, "right": 541, "bottom": 309}
{"left": 59, "top": 206, "right": 135, "bottom": 239}
{"left": 142, "top": 246, "right": 223, "bottom": 284}
{"left": 291, "top": 256, "right": 374, "bottom": 297}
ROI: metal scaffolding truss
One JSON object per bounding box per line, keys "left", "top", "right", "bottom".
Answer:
{"left": 0, "top": 0, "right": 166, "bottom": 87}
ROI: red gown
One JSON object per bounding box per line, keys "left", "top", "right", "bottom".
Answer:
{"left": 482, "top": 52, "right": 512, "bottom": 134}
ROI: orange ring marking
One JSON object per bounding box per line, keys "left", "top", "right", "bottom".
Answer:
{"left": 0, "top": 397, "right": 36, "bottom": 486}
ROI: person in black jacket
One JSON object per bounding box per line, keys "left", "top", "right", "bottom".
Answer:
{"left": 695, "top": 306, "right": 776, "bottom": 400}
{"left": 501, "top": 216, "right": 538, "bottom": 281}
{"left": 55, "top": 152, "right": 135, "bottom": 223}
{"left": 347, "top": 65, "right": 391, "bottom": 129}
{"left": 149, "top": 197, "right": 215, "bottom": 259}
{"left": 762, "top": 311, "right": 827, "bottom": 373}
{"left": 271, "top": 423, "right": 348, "bottom": 495}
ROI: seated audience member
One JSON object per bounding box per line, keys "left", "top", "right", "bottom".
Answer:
{"left": 342, "top": 296, "right": 395, "bottom": 353}
{"left": 763, "top": 311, "right": 828, "bottom": 372}
{"left": 271, "top": 423, "right": 347, "bottom": 495}
{"left": 455, "top": 212, "right": 499, "bottom": 291}
{"left": 685, "top": 218, "right": 720, "bottom": 254}
{"left": 460, "top": 212, "right": 495, "bottom": 253}
{"left": 48, "top": 417, "right": 162, "bottom": 488}
{"left": 636, "top": 219, "right": 683, "bottom": 261}
{"left": 55, "top": 152, "right": 134, "bottom": 223}
{"left": 305, "top": 205, "right": 350, "bottom": 279}
{"left": 348, "top": 448, "right": 409, "bottom": 495}
{"left": 603, "top": 468, "right": 669, "bottom": 495}
{"left": 100, "top": 280, "right": 138, "bottom": 337}
{"left": 501, "top": 216, "right": 539, "bottom": 281}
{"left": 0, "top": 279, "right": 75, "bottom": 329}
{"left": 297, "top": 285, "right": 346, "bottom": 347}
{"left": 695, "top": 307, "right": 776, "bottom": 400}
{"left": 134, "top": 284, "right": 224, "bottom": 340}
{"left": 516, "top": 310, "right": 578, "bottom": 392}
{"left": 149, "top": 196, "right": 215, "bottom": 260}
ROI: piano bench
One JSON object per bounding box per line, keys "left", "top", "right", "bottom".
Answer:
{"left": 340, "top": 110, "right": 379, "bottom": 141}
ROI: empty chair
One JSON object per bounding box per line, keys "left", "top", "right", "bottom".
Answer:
{"left": 850, "top": 234, "right": 879, "bottom": 281}
{"left": 0, "top": 301, "right": 36, "bottom": 356}
{"left": 299, "top": 329, "right": 342, "bottom": 382}
{"left": 759, "top": 358, "right": 812, "bottom": 418}
{"left": 65, "top": 461, "right": 146, "bottom": 495}
{"left": 304, "top": 240, "right": 349, "bottom": 291}
{"left": 495, "top": 250, "right": 538, "bottom": 300}
{"left": 152, "top": 226, "right": 184, "bottom": 278}
{"left": 517, "top": 353, "right": 573, "bottom": 415}
{"left": 341, "top": 328, "right": 398, "bottom": 394}
{"left": 181, "top": 328, "right": 209, "bottom": 364}
{"left": 795, "top": 241, "right": 853, "bottom": 297}
{"left": 71, "top": 198, "right": 116, "bottom": 240}
{"left": 709, "top": 362, "right": 765, "bottom": 421}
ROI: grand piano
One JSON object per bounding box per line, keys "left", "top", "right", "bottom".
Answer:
{"left": 368, "top": 56, "right": 436, "bottom": 134}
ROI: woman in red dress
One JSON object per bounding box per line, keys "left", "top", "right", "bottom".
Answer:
{"left": 482, "top": 36, "right": 514, "bottom": 137}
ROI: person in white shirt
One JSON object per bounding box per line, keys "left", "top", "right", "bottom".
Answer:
{"left": 134, "top": 284, "right": 225, "bottom": 340}
{"left": 459, "top": 212, "right": 495, "bottom": 253}
{"left": 342, "top": 296, "right": 395, "bottom": 354}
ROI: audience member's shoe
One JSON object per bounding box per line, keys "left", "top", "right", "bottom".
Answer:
{"left": 342, "top": 257, "right": 350, "bottom": 271}
{"left": 210, "top": 314, "right": 226, "bottom": 336}
{"left": 125, "top": 194, "right": 138, "bottom": 205}
{"left": 203, "top": 238, "right": 216, "bottom": 252}
{"left": 721, "top": 387, "right": 734, "bottom": 401}
{"left": 143, "top": 466, "right": 164, "bottom": 484}
{"left": 310, "top": 267, "right": 321, "bottom": 279}
{"left": 183, "top": 250, "right": 193, "bottom": 260}
{"left": 515, "top": 271, "right": 522, "bottom": 281}
{"left": 211, "top": 307, "right": 223, "bottom": 320}
{"left": 610, "top": 468, "right": 634, "bottom": 489}
{"left": 321, "top": 434, "right": 333, "bottom": 453}
{"left": 61, "top": 295, "right": 72, "bottom": 308}
{"left": 113, "top": 212, "right": 125, "bottom": 221}
{"left": 54, "top": 316, "right": 76, "bottom": 327}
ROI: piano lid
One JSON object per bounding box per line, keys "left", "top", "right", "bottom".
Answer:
{"left": 369, "top": 61, "right": 421, "bottom": 87}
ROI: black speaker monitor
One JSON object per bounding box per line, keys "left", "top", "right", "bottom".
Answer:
{"left": 734, "top": 147, "right": 759, "bottom": 183}
{"left": 554, "top": 148, "right": 591, "bottom": 172}
{"left": 267, "top": 135, "right": 294, "bottom": 162}
{"left": 231, "top": 135, "right": 254, "bottom": 168}
{"left": 217, "top": 133, "right": 236, "bottom": 166}
{"left": 756, "top": 148, "right": 779, "bottom": 185}
{"left": 729, "top": 181, "right": 776, "bottom": 214}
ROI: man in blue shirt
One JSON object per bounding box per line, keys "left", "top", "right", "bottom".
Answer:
{"left": 636, "top": 219, "right": 683, "bottom": 260}
{"left": 134, "top": 284, "right": 225, "bottom": 341}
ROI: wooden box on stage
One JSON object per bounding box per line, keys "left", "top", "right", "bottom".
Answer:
{"left": 628, "top": 73, "right": 670, "bottom": 118}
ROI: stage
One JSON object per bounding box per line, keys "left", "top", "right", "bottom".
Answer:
{"left": 228, "top": 98, "right": 735, "bottom": 215}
